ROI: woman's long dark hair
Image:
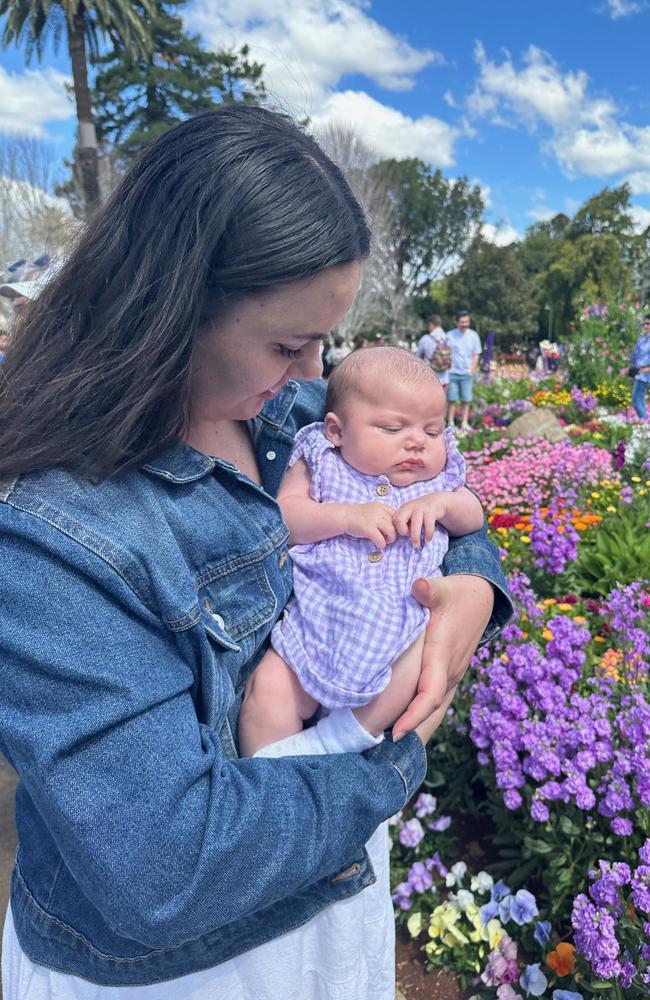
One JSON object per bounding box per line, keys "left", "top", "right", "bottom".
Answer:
{"left": 0, "top": 107, "right": 370, "bottom": 481}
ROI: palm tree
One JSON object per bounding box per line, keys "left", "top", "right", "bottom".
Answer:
{"left": 0, "top": 1, "right": 154, "bottom": 214}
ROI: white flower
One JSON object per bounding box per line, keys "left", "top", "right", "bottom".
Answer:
{"left": 445, "top": 861, "right": 468, "bottom": 887}
{"left": 454, "top": 889, "right": 475, "bottom": 912}
{"left": 471, "top": 871, "right": 494, "bottom": 895}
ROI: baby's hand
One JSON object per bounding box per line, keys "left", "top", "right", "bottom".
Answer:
{"left": 394, "top": 494, "right": 449, "bottom": 548}
{"left": 344, "top": 502, "right": 397, "bottom": 549}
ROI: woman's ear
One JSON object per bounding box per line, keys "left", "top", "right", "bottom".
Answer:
{"left": 324, "top": 411, "right": 344, "bottom": 446}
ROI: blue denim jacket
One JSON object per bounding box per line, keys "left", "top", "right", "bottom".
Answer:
{"left": 0, "top": 379, "right": 512, "bottom": 986}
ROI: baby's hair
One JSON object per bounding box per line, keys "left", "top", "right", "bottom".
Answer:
{"left": 325, "top": 345, "right": 442, "bottom": 414}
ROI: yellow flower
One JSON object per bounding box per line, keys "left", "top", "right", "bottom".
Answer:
{"left": 407, "top": 912, "right": 424, "bottom": 938}
{"left": 573, "top": 615, "right": 586, "bottom": 623}
{"left": 590, "top": 491, "right": 601, "bottom": 499}
{"left": 428, "top": 903, "right": 460, "bottom": 939}
{"left": 594, "top": 635, "right": 606, "bottom": 643}
{"left": 606, "top": 505, "right": 616, "bottom": 513}
{"left": 521, "top": 535, "right": 531, "bottom": 544}
{"left": 631, "top": 475, "right": 641, "bottom": 482}
{"left": 543, "top": 629, "right": 554, "bottom": 641}
{"left": 487, "top": 918, "right": 505, "bottom": 950}
{"left": 557, "top": 603, "right": 573, "bottom": 611}
{"left": 640, "top": 489, "right": 647, "bottom": 496}
{"left": 521, "top": 631, "right": 528, "bottom": 638}
{"left": 543, "top": 598, "right": 557, "bottom": 606}
{"left": 500, "top": 653, "right": 510, "bottom": 663}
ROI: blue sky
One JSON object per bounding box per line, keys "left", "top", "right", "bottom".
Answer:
{"left": 3, "top": 0, "right": 650, "bottom": 242}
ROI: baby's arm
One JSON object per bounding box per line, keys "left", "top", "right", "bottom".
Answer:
{"left": 278, "top": 459, "right": 397, "bottom": 549}
{"left": 437, "top": 487, "right": 484, "bottom": 537}
{"left": 394, "top": 487, "right": 483, "bottom": 547}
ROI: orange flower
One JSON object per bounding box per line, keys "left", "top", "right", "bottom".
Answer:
{"left": 546, "top": 942, "right": 576, "bottom": 977}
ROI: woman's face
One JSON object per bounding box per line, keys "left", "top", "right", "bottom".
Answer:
{"left": 191, "top": 262, "right": 361, "bottom": 423}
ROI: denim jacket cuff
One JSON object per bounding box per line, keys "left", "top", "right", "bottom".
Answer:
{"left": 362, "top": 730, "right": 427, "bottom": 804}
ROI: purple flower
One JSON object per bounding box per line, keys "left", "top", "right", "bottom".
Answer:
{"left": 413, "top": 793, "right": 437, "bottom": 818}
{"left": 520, "top": 963, "right": 548, "bottom": 997}
{"left": 391, "top": 881, "right": 413, "bottom": 911}
{"left": 427, "top": 815, "right": 452, "bottom": 832}
{"left": 399, "top": 818, "right": 424, "bottom": 848}
{"left": 407, "top": 861, "right": 433, "bottom": 894}
{"left": 534, "top": 920, "right": 551, "bottom": 947}
{"left": 611, "top": 817, "right": 634, "bottom": 836}
{"left": 631, "top": 865, "right": 650, "bottom": 914}
{"left": 553, "top": 992, "right": 583, "bottom": 1000}
{"left": 639, "top": 840, "right": 650, "bottom": 865}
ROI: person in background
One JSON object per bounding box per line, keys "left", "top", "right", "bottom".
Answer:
{"left": 323, "top": 334, "right": 351, "bottom": 378}
{"left": 416, "top": 314, "right": 450, "bottom": 389}
{"left": 446, "top": 309, "right": 482, "bottom": 432}
{"left": 630, "top": 314, "right": 650, "bottom": 420}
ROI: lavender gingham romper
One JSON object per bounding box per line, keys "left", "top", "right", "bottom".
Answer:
{"left": 271, "top": 423, "right": 466, "bottom": 708}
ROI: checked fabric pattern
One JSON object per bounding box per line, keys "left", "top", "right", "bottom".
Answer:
{"left": 271, "top": 423, "right": 466, "bottom": 708}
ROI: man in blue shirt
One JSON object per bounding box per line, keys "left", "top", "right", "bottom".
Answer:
{"left": 630, "top": 314, "right": 650, "bottom": 420}
{"left": 447, "top": 309, "right": 482, "bottom": 431}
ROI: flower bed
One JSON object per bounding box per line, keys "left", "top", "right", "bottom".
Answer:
{"left": 390, "top": 341, "right": 650, "bottom": 999}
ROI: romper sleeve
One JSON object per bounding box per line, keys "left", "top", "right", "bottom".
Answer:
{"left": 429, "top": 427, "right": 467, "bottom": 493}
{"left": 287, "top": 421, "right": 335, "bottom": 502}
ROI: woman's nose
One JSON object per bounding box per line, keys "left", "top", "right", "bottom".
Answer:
{"left": 292, "top": 346, "right": 323, "bottom": 381}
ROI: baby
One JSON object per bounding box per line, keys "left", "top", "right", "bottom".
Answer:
{"left": 239, "top": 347, "right": 484, "bottom": 756}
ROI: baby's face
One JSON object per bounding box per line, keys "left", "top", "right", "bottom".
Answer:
{"left": 326, "top": 377, "right": 447, "bottom": 487}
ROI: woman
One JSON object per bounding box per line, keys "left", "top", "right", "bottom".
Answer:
{"left": 630, "top": 314, "right": 650, "bottom": 420}
{"left": 0, "top": 107, "right": 511, "bottom": 998}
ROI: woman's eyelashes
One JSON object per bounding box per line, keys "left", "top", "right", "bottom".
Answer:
{"left": 278, "top": 345, "right": 303, "bottom": 359}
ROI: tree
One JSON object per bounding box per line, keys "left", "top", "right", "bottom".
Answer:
{"left": 566, "top": 184, "right": 635, "bottom": 240}
{"left": 369, "top": 159, "right": 484, "bottom": 296}
{"left": 0, "top": 134, "right": 75, "bottom": 267}
{"left": 315, "top": 124, "right": 416, "bottom": 341}
{"left": 446, "top": 236, "right": 538, "bottom": 347}
{"left": 92, "top": 1, "right": 265, "bottom": 160}
{"left": 0, "top": 0, "right": 154, "bottom": 214}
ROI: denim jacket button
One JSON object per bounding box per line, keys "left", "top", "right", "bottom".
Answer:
{"left": 332, "top": 862, "right": 361, "bottom": 882}
{"left": 266, "top": 450, "right": 277, "bottom": 461}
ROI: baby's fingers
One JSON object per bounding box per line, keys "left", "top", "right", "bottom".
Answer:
{"left": 393, "top": 507, "right": 411, "bottom": 537}
{"left": 423, "top": 510, "right": 437, "bottom": 543}
{"left": 409, "top": 509, "right": 424, "bottom": 548}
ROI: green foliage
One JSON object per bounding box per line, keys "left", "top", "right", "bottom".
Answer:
{"left": 569, "top": 503, "right": 650, "bottom": 596}
{"left": 371, "top": 158, "right": 484, "bottom": 294}
{"left": 446, "top": 237, "right": 538, "bottom": 346}
{"left": 92, "top": 0, "right": 265, "bottom": 159}
{"left": 564, "top": 296, "right": 643, "bottom": 387}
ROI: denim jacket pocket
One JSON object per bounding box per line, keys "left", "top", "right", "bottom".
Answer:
{"left": 198, "top": 560, "right": 278, "bottom": 651}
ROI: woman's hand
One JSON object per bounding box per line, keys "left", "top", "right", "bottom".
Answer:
{"left": 392, "top": 574, "right": 494, "bottom": 742}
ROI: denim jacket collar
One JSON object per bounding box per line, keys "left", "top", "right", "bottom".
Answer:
{"left": 142, "top": 381, "right": 301, "bottom": 484}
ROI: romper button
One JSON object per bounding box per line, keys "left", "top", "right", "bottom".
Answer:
{"left": 279, "top": 551, "right": 288, "bottom": 568}
{"left": 368, "top": 551, "right": 382, "bottom": 563}
{"left": 266, "top": 450, "right": 276, "bottom": 461}
{"left": 376, "top": 484, "right": 389, "bottom": 497}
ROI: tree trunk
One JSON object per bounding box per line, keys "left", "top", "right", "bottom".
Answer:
{"left": 68, "top": 4, "right": 101, "bottom": 214}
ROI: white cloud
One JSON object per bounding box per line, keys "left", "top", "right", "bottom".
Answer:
{"left": 310, "top": 90, "right": 459, "bottom": 166}
{"left": 0, "top": 66, "right": 72, "bottom": 137}
{"left": 602, "top": 0, "right": 644, "bottom": 18}
{"left": 623, "top": 170, "right": 650, "bottom": 193}
{"left": 188, "top": 0, "right": 441, "bottom": 113}
{"left": 443, "top": 90, "right": 456, "bottom": 108}
{"left": 527, "top": 204, "right": 558, "bottom": 222}
{"left": 468, "top": 42, "right": 650, "bottom": 180}
{"left": 482, "top": 221, "right": 520, "bottom": 245}
{"left": 630, "top": 203, "right": 650, "bottom": 231}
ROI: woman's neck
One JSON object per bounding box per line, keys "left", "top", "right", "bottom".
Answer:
{"left": 184, "top": 419, "right": 261, "bottom": 484}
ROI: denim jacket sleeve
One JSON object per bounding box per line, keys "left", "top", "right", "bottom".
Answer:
{"left": 441, "top": 520, "right": 513, "bottom": 644}
{"left": 0, "top": 524, "right": 426, "bottom": 951}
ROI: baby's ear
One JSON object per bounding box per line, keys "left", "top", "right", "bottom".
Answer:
{"left": 324, "top": 411, "right": 344, "bottom": 446}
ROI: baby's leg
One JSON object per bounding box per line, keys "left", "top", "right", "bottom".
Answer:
{"left": 239, "top": 648, "right": 319, "bottom": 756}
{"left": 353, "top": 629, "right": 426, "bottom": 738}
